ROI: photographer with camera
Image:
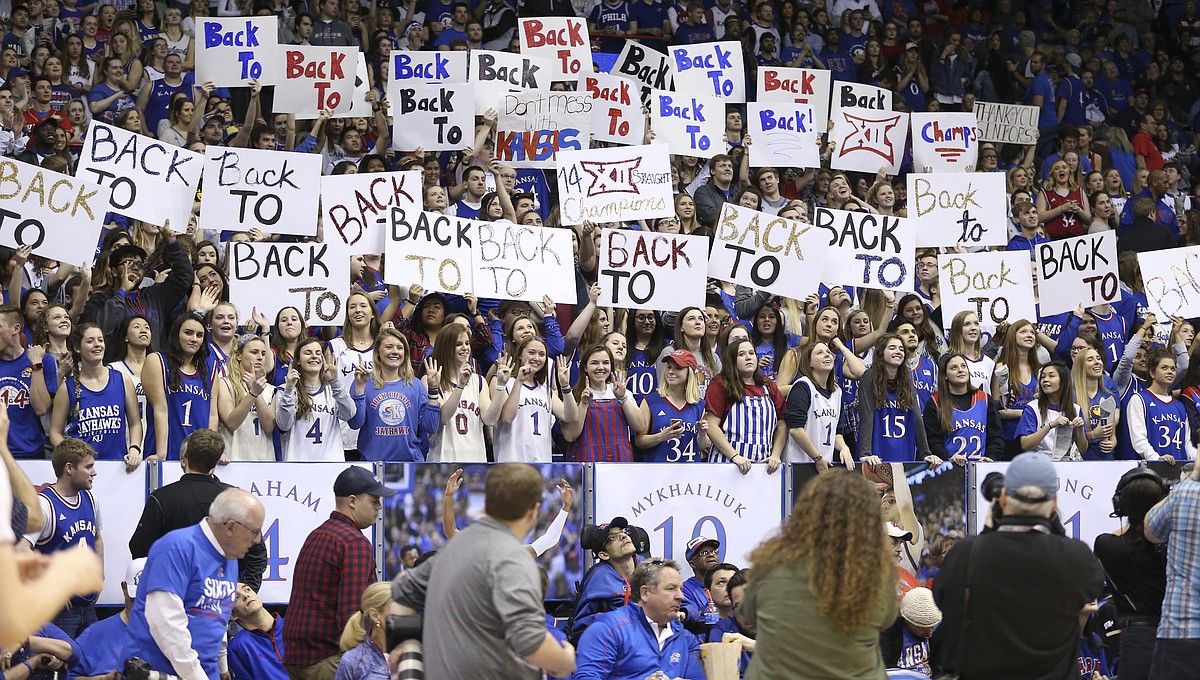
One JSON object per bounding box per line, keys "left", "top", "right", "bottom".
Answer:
{"left": 389, "top": 463, "right": 575, "bottom": 680}
{"left": 932, "top": 454, "right": 1104, "bottom": 679}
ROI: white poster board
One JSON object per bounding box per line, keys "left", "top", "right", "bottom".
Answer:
{"left": 332, "top": 53, "right": 372, "bottom": 119}
{"left": 472, "top": 222, "right": 577, "bottom": 303}
{"left": 597, "top": 230, "right": 708, "bottom": 311}
{"left": 1139, "top": 246, "right": 1200, "bottom": 320}
{"left": 467, "top": 49, "right": 554, "bottom": 115}
{"left": 390, "top": 50, "right": 468, "bottom": 84}
{"left": 939, "top": 250, "right": 1037, "bottom": 327}
{"left": 0, "top": 157, "right": 108, "bottom": 266}
{"left": 592, "top": 463, "right": 785, "bottom": 567}
{"left": 907, "top": 172, "right": 1008, "bottom": 248}
{"left": 581, "top": 72, "right": 645, "bottom": 145}
{"left": 556, "top": 143, "right": 674, "bottom": 226}
{"left": 75, "top": 121, "right": 202, "bottom": 231}
{"left": 199, "top": 147, "right": 322, "bottom": 236}
{"left": 519, "top": 17, "right": 591, "bottom": 78}
{"left": 708, "top": 203, "right": 830, "bottom": 300}
{"left": 973, "top": 101, "right": 1039, "bottom": 145}
{"left": 669, "top": 41, "right": 745, "bottom": 102}
{"left": 383, "top": 208, "right": 476, "bottom": 295}
{"left": 227, "top": 242, "right": 350, "bottom": 326}
{"left": 834, "top": 82, "right": 891, "bottom": 112}
{"left": 161, "top": 461, "right": 374, "bottom": 604}
{"left": 651, "top": 90, "right": 723, "bottom": 158}
{"left": 813, "top": 207, "right": 915, "bottom": 292}
{"left": 612, "top": 41, "right": 674, "bottom": 96}
{"left": 1035, "top": 232, "right": 1120, "bottom": 316}
{"left": 390, "top": 82, "right": 476, "bottom": 152}
{"left": 757, "top": 67, "right": 830, "bottom": 131}
{"left": 18, "top": 460, "right": 149, "bottom": 607}
{"left": 274, "top": 46, "right": 357, "bottom": 117}
{"left": 830, "top": 106, "right": 908, "bottom": 174}
{"left": 496, "top": 90, "right": 592, "bottom": 168}
{"left": 320, "top": 170, "right": 421, "bottom": 255}
{"left": 911, "top": 112, "right": 981, "bottom": 172}
{"left": 195, "top": 17, "right": 280, "bottom": 87}
{"left": 746, "top": 101, "right": 820, "bottom": 168}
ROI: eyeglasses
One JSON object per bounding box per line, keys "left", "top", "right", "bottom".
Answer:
{"left": 916, "top": 262, "right": 938, "bottom": 270}
{"left": 635, "top": 314, "right": 657, "bottom": 322}
{"left": 605, "top": 528, "right": 630, "bottom": 545}
{"left": 230, "top": 520, "right": 264, "bottom": 542}
{"left": 118, "top": 260, "right": 145, "bottom": 272}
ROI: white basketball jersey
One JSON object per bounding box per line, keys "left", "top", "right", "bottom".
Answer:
{"left": 282, "top": 385, "right": 346, "bottom": 462}
{"left": 493, "top": 378, "right": 555, "bottom": 463}
{"left": 783, "top": 376, "right": 842, "bottom": 462}
{"left": 429, "top": 373, "right": 487, "bottom": 462}
{"left": 221, "top": 377, "right": 276, "bottom": 461}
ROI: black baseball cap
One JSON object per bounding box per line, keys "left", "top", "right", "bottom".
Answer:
{"left": 334, "top": 466, "right": 397, "bottom": 498}
{"left": 581, "top": 517, "right": 629, "bottom": 555}
{"left": 109, "top": 244, "right": 147, "bottom": 265}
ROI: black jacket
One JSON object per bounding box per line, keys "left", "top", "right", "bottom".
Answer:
{"left": 1117, "top": 216, "right": 1178, "bottom": 254}
{"left": 83, "top": 238, "right": 193, "bottom": 362}
{"left": 129, "top": 472, "right": 267, "bottom": 591}
{"left": 931, "top": 515, "right": 1104, "bottom": 680}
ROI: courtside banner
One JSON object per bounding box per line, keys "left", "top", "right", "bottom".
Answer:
{"left": 592, "top": 463, "right": 785, "bottom": 566}
{"left": 162, "top": 462, "right": 373, "bottom": 604}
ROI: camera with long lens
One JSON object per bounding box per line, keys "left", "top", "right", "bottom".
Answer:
{"left": 123, "top": 657, "right": 179, "bottom": 680}
{"left": 386, "top": 615, "right": 424, "bottom": 680}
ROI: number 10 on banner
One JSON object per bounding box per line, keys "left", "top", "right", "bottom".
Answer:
{"left": 654, "top": 515, "right": 727, "bottom": 561}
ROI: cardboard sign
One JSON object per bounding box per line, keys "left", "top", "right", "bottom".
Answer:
{"left": 391, "top": 82, "right": 475, "bottom": 152}
{"left": 472, "top": 222, "right": 577, "bottom": 303}
{"left": 320, "top": 170, "right": 421, "bottom": 255}
{"left": 973, "top": 101, "right": 1039, "bottom": 145}
{"left": 195, "top": 17, "right": 280, "bottom": 87}
{"left": 557, "top": 143, "right": 673, "bottom": 226}
{"left": 746, "top": 101, "right": 820, "bottom": 168}
{"left": 0, "top": 157, "right": 107, "bottom": 266}
{"left": 274, "top": 46, "right": 357, "bottom": 117}
{"left": 612, "top": 41, "right": 674, "bottom": 102}
{"left": 830, "top": 106, "right": 908, "bottom": 174}
{"left": 911, "top": 112, "right": 980, "bottom": 172}
{"left": 1138, "top": 246, "right": 1200, "bottom": 319}
{"left": 519, "top": 17, "right": 592, "bottom": 78}
{"left": 813, "top": 207, "right": 914, "bottom": 292}
{"left": 496, "top": 90, "right": 591, "bottom": 169}
{"left": 651, "top": 90, "right": 723, "bottom": 158}
{"left": 756, "top": 67, "right": 830, "bottom": 131}
{"left": 333, "top": 53, "right": 372, "bottom": 119}
{"left": 199, "top": 147, "right": 322, "bottom": 236}
{"left": 468, "top": 49, "right": 554, "bottom": 115}
{"left": 383, "top": 208, "right": 475, "bottom": 294}
{"left": 708, "top": 203, "right": 830, "bottom": 299}
{"left": 75, "top": 121, "right": 202, "bottom": 230}
{"left": 939, "top": 251, "right": 1036, "bottom": 326}
{"left": 228, "top": 242, "right": 350, "bottom": 326}
{"left": 834, "top": 82, "right": 891, "bottom": 113}
{"left": 581, "top": 72, "right": 644, "bottom": 145}
{"left": 1035, "top": 232, "right": 1120, "bottom": 316}
{"left": 391, "top": 50, "right": 469, "bottom": 84}
{"left": 669, "top": 41, "right": 745, "bottom": 102}
{"left": 907, "top": 172, "right": 1008, "bottom": 248}
{"left": 597, "top": 230, "right": 708, "bottom": 311}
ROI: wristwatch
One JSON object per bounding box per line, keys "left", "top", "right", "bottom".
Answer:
{"left": 29, "top": 362, "right": 42, "bottom": 371}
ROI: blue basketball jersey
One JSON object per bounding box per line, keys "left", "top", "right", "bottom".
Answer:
{"left": 1139, "top": 391, "right": 1189, "bottom": 461}
{"left": 871, "top": 387, "right": 918, "bottom": 462}
{"left": 641, "top": 392, "right": 705, "bottom": 463}
{"left": 64, "top": 367, "right": 129, "bottom": 461}
{"left": 910, "top": 355, "right": 937, "bottom": 411}
{"left": 626, "top": 347, "right": 659, "bottom": 401}
{"left": 1093, "top": 311, "right": 1128, "bottom": 369}
{"left": 941, "top": 389, "right": 989, "bottom": 459}
{"left": 37, "top": 487, "right": 99, "bottom": 605}
{"left": 1115, "top": 375, "right": 1146, "bottom": 460}
{"left": 144, "top": 358, "right": 211, "bottom": 460}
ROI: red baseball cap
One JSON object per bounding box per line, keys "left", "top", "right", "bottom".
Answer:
{"left": 662, "top": 349, "right": 699, "bottom": 370}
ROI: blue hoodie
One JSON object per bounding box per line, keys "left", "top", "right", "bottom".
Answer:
{"left": 573, "top": 603, "right": 706, "bottom": 680}
{"left": 570, "top": 561, "right": 631, "bottom": 642}
{"left": 228, "top": 615, "right": 288, "bottom": 680}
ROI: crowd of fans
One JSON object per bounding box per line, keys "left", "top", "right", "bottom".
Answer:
{"left": 0, "top": 0, "right": 1197, "bottom": 677}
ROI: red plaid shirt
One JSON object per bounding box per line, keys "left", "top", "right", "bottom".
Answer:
{"left": 282, "top": 512, "right": 376, "bottom": 667}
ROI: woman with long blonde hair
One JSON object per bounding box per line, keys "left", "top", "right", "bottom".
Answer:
{"left": 743, "top": 471, "right": 897, "bottom": 677}
{"left": 948, "top": 310, "right": 997, "bottom": 395}
{"left": 1072, "top": 346, "right": 1118, "bottom": 461}
{"left": 993, "top": 319, "right": 1042, "bottom": 459}
{"left": 1036, "top": 158, "right": 1092, "bottom": 239}
{"left": 334, "top": 582, "right": 392, "bottom": 680}
{"left": 348, "top": 328, "right": 439, "bottom": 461}
{"left": 428, "top": 323, "right": 505, "bottom": 462}
{"left": 216, "top": 334, "right": 276, "bottom": 461}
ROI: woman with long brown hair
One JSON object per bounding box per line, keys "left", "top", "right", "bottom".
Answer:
{"left": 858, "top": 333, "right": 936, "bottom": 465}
{"left": 705, "top": 339, "right": 787, "bottom": 474}
{"left": 742, "top": 471, "right": 897, "bottom": 678}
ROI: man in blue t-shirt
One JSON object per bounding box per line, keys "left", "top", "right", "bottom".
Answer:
{"left": 74, "top": 558, "right": 146, "bottom": 678}
{"left": 0, "top": 304, "right": 57, "bottom": 458}
{"left": 1026, "top": 51, "right": 1057, "bottom": 165}
{"left": 128, "top": 489, "right": 265, "bottom": 680}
